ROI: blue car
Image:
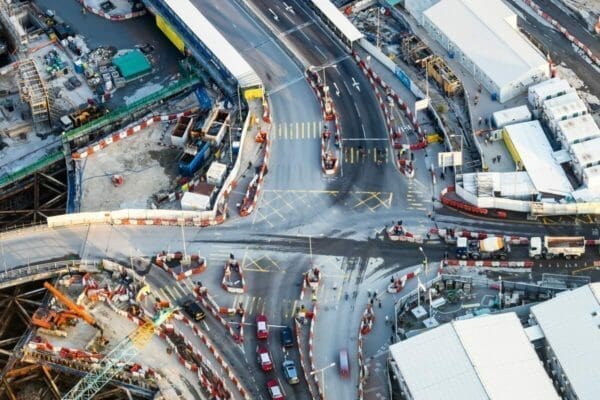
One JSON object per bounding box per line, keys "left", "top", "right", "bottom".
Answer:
{"left": 281, "top": 326, "right": 294, "bottom": 347}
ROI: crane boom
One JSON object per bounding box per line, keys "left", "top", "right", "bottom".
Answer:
{"left": 43, "top": 282, "right": 101, "bottom": 330}
{"left": 62, "top": 307, "right": 177, "bottom": 400}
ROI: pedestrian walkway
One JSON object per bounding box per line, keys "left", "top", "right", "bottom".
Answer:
{"left": 272, "top": 121, "right": 323, "bottom": 140}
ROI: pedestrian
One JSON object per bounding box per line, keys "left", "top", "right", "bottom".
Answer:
{"left": 370, "top": 298, "right": 374, "bottom": 305}
{"left": 497, "top": 154, "right": 502, "bottom": 162}
{"left": 440, "top": 172, "right": 445, "bottom": 180}
{"left": 478, "top": 117, "right": 482, "bottom": 126}
{"left": 378, "top": 300, "right": 382, "bottom": 308}
{"left": 492, "top": 157, "right": 496, "bottom": 164}
{"left": 385, "top": 315, "right": 389, "bottom": 324}
{"left": 390, "top": 335, "right": 394, "bottom": 343}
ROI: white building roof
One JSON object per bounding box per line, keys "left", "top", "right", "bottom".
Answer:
{"left": 423, "top": 0, "right": 547, "bottom": 92}
{"left": 310, "top": 0, "right": 363, "bottom": 42}
{"left": 492, "top": 105, "right": 532, "bottom": 128}
{"left": 570, "top": 137, "right": 600, "bottom": 168}
{"left": 528, "top": 78, "right": 574, "bottom": 107}
{"left": 557, "top": 114, "right": 600, "bottom": 145}
{"left": 541, "top": 91, "right": 581, "bottom": 110}
{"left": 531, "top": 283, "right": 600, "bottom": 400}
{"left": 583, "top": 166, "right": 600, "bottom": 190}
{"left": 390, "top": 313, "right": 559, "bottom": 400}
{"left": 462, "top": 172, "right": 537, "bottom": 198}
{"left": 163, "top": 0, "right": 261, "bottom": 88}
{"left": 504, "top": 121, "right": 573, "bottom": 196}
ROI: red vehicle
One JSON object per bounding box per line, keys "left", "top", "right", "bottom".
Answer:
{"left": 257, "top": 345, "right": 273, "bottom": 372}
{"left": 266, "top": 379, "right": 285, "bottom": 399}
{"left": 256, "top": 314, "right": 269, "bottom": 340}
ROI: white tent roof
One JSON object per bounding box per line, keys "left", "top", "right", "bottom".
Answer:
{"left": 423, "top": 0, "right": 547, "bottom": 91}
{"left": 570, "top": 137, "right": 600, "bottom": 168}
{"left": 557, "top": 114, "right": 600, "bottom": 145}
{"left": 310, "top": 0, "right": 363, "bottom": 42}
{"left": 531, "top": 283, "right": 600, "bottom": 400}
{"left": 163, "top": 0, "right": 261, "bottom": 88}
{"left": 504, "top": 121, "right": 573, "bottom": 196}
{"left": 390, "top": 313, "right": 559, "bottom": 400}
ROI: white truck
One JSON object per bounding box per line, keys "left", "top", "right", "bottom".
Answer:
{"left": 529, "top": 236, "right": 585, "bottom": 259}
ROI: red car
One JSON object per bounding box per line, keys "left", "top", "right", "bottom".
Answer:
{"left": 256, "top": 314, "right": 269, "bottom": 340}
{"left": 266, "top": 379, "right": 285, "bottom": 399}
{"left": 257, "top": 345, "right": 273, "bottom": 372}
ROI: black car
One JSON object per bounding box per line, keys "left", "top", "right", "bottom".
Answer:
{"left": 281, "top": 326, "right": 294, "bottom": 347}
{"left": 183, "top": 300, "right": 206, "bottom": 321}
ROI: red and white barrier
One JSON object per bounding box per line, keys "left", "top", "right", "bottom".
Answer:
{"left": 522, "top": 0, "right": 600, "bottom": 67}
{"left": 295, "top": 319, "right": 319, "bottom": 400}
{"left": 387, "top": 267, "right": 421, "bottom": 294}
{"left": 72, "top": 109, "right": 197, "bottom": 159}
{"left": 307, "top": 303, "right": 324, "bottom": 400}
{"left": 444, "top": 259, "right": 534, "bottom": 268}
{"left": 430, "top": 227, "right": 530, "bottom": 245}
{"left": 240, "top": 100, "right": 272, "bottom": 217}
{"left": 195, "top": 287, "right": 243, "bottom": 343}
{"left": 154, "top": 252, "right": 206, "bottom": 281}
{"left": 221, "top": 259, "right": 245, "bottom": 294}
{"left": 172, "top": 312, "right": 251, "bottom": 399}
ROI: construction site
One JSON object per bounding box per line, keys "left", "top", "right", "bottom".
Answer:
{"left": 0, "top": 0, "right": 262, "bottom": 229}
{"left": 0, "top": 258, "right": 214, "bottom": 400}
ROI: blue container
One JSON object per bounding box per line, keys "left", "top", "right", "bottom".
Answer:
{"left": 179, "top": 141, "right": 212, "bottom": 176}
{"left": 73, "top": 60, "right": 84, "bottom": 74}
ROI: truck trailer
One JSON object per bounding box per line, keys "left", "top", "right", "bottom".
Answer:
{"left": 529, "top": 236, "right": 585, "bottom": 259}
{"left": 456, "top": 237, "right": 509, "bottom": 260}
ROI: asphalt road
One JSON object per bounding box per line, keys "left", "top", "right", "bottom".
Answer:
{"left": 506, "top": 0, "right": 600, "bottom": 98}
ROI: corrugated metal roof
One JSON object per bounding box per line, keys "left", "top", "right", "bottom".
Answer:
{"left": 390, "top": 313, "right": 559, "bottom": 400}
{"left": 423, "top": 0, "right": 547, "bottom": 90}
{"left": 532, "top": 283, "right": 600, "bottom": 400}
{"left": 504, "top": 120, "right": 573, "bottom": 195}
{"left": 163, "top": 0, "right": 261, "bottom": 88}
{"left": 310, "top": 0, "right": 363, "bottom": 42}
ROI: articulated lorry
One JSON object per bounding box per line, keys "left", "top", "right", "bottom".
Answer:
{"left": 529, "top": 236, "right": 585, "bottom": 259}
{"left": 456, "top": 237, "right": 509, "bottom": 260}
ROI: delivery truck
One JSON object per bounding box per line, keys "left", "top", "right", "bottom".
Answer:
{"left": 529, "top": 236, "right": 585, "bottom": 259}
{"left": 456, "top": 237, "right": 509, "bottom": 260}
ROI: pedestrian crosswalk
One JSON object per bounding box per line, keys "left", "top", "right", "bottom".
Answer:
{"left": 230, "top": 294, "right": 298, "bottom": 319}
{"left": 406, "top": 180, "right": 428, "bottom": 211}
{"left": 343, "top": 146, "right": 389, "bottom": 164}
{"left": 273, "top": 121, "right": 323, "bottom": 140}
{"left": 157, "top": 278, "right": 195, "bottom": 303}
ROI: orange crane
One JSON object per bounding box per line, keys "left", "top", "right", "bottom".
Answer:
{"left": 33, "top": 282, "right": 104, "bottom": 335}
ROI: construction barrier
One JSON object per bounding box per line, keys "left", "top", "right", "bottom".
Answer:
{"left": 159, "top": 323, "right": 232, "bottom": 398}
{"left": 305, "top": 69, "right": 341, "bottom": 176}
{"left": 522, "top": 0, "right": 600, "bottom": 67}
{"left": 307, "top": 303, "right": 324, "bottom": 400}
{"left": 445, "top": 259, "right": 534, "bottom": 268}
{"left": 387, "top": 267, "right": 421, "bottom": 294}
{"left": 221, "top": 259, "right": 245, "bottom": 294}
{"left": 440, "top": 186, "right": 492, "bottom": 216}
{"left": 77, "top": 0, "right": 146, "bottom": 21}
{"left": 294, "top": 319, "right": 319, "bottom": 400}
{"left": 71, "top": 109, "right": 198, "bottom": 159}
{"left": 154, "top": 252, "right": 207, "bottom": 281}
{"left": 172, "top": 312, "right": 251, "bottom": 399}
{"left": 240, "top": 100, "right": 272, "bottom": 217}
{"left": 195, "top": 287, "right": 243, "bottom": 343}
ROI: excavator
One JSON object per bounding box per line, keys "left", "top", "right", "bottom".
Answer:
{"left": 33, "top": 282, "right": 107, "bottom": 347}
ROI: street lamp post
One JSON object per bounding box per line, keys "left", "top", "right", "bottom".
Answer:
{"left": 310, "top": 362, "right": 336, "bottom": 398}
{"left": 309, "top": 64, "right": 338, "bottom": 92}
{"left": 418, "top": 246, "right": 429, "bottom": 311}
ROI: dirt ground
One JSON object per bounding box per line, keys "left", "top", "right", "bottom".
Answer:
{"left": 79, "top": 121, "right": 180, "bottom": 211}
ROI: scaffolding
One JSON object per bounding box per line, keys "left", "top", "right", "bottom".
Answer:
{"left": 426, "top": 56, "right": 463, "bottom": 97}
{"left": 18, "top": 58, "right": 51, "bottom": 132}
{"left": 401, "top": 34, "right": 433, "bottom": 68}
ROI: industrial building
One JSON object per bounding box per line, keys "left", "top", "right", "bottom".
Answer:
{"left": 389, "top": 312, "right": 559, "bottom": 400}
{"left": 420, "top": 0, "right": 549, "bottom": 103}
{"left": 556, "top": 114, "right": 600, "bottom": 148}
{"left": 542, "top": 92, "right": 588, "bottom": 133}
{"left": 528, "top": 78, "right": 575, "bottom": 110}
{"left": 530, "top": 283, "right": 600, "bottom": 400}
{"left": 502, "top": 120, "right": 572, "bottom": 197}
{"left": 492, "top": 105, "right": 532, "bottom": 128}
{"left": 570, "top": 138, "right": 600, "bottom": 178}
